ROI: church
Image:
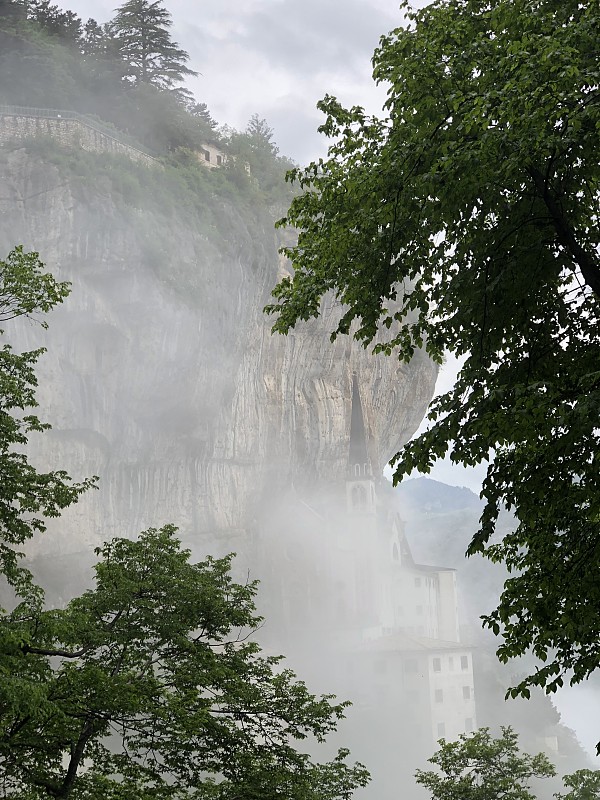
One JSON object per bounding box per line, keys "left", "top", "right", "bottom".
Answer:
{"left": 258, "top": 374, "right": 477, "bottom": 751}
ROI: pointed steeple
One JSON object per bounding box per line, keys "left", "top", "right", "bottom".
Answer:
{"left": 349, "top": 373, "right": 371, "bottom": 475}
{"left": 346, "top": 374, "right": 376, "bottom": 516}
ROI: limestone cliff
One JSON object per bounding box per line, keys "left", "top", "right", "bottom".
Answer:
{"left": 0, "top": 146, "right": 437, "bottom": 561}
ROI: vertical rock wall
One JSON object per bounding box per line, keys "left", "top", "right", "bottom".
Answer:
{"left": 0, "top": 147, "right": 437, "bottom": 561}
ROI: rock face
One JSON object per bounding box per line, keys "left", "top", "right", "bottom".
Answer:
{"left": 0, "top": 147, "right": 437, "bottom": 560}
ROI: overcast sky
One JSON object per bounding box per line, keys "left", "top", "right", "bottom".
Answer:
{"left": 70, "top": 0, "right": 417, "bottom": 164}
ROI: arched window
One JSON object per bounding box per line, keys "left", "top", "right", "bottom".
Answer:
{"left": 351, "top": 484, "right": 367, "bottom": 508}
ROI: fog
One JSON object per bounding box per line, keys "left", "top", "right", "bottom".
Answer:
{"left": 0, "top": 0, "right": 598, "bottom": 797}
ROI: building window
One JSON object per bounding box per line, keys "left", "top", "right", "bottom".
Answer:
{"left": 414, "top": 577, "right": 421, "bottom": 588}
{"left": 465, "top": 718, "right": 474, "bottom": 732}
{"left": 351, "top": 484, "right": 367, "bottom": 508}
{"left": 433, "top": 657, "right": 441, "bottom": 672}
{"left": 437, "top": 722, "right": 446, "bottom": 738}
{"left": 435, "top": 689, "right": 443, "bottom": 703}
{"left": 203, "top": 149, "right": 210, "bottom": 162}
{"left": 216, "top": 155, "right": 222, "bottom": 165}
{"left": 461, "top": 655, "right": 469, "bottom": 670}
{"left": 448, "top": 656, "right": 454, "bottom": 670}
{"left": 463, "top": 686, "right": 471, "bottom": 700}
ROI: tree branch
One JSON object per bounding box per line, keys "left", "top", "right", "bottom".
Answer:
{"left": 53, "top": 716, "right": 99, "bottom": 798}
{"left": 21, "top": 644, "right": 89, "bottom": 658}
{"left": 528, "top": 165, "right": 600, "bottom": 299}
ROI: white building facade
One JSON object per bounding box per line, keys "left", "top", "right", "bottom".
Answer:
{"left": 340, "top": 375, "right": 478, "bottom": 749}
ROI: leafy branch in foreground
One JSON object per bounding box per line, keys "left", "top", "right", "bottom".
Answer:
{"left": 0, "top": 246, "right": 95, "bottom": 593}
{"left": 555, "top": 770, "right": 600, "bottom": 800}
{"left": 265, "top": 0, "right": 600, "bottom": 738}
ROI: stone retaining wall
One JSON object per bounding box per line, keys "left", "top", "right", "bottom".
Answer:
{"left": 0, "top": 112, "right": 159, "bottom": 168}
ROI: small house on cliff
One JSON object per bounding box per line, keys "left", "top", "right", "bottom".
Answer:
{"left": 196, "top": 142, "right": 228, "bottom": 168}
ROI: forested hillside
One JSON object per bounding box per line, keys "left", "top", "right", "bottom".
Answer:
{"left": 0, "top": 0, "right": 296, "bottom": 204}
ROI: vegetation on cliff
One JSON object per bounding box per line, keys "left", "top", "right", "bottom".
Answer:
{"left": 111, "top": 0, "right": 198, "bottom": 91}
{"left": 0, "top": 0, "right": 296, "bottom": 205}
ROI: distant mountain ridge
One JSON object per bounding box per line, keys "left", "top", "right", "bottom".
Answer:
{"left": 396, "top": 476, "right": 482, "bottom": 514}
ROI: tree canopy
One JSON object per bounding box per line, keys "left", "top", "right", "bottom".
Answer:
{"left": 415, "top": 727, "right": 556, "bottom": 800}
{"left": 2, "top": 525, "right": 369, "bottom": 800}
{"left": 111, "top": 0, "right": 197, "bottom": 90}
{"left": 266, "top": 0, "right": 600, "bottom": 720}
{"left": 415, "top": 728, "right": 600, "bottom": 800}
{"left": 25, "top": 0, "right": 82, "bottom": 41}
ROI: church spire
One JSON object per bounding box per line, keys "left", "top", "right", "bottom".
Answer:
{"left": 349, "top": 374, "right": 371, "bottom": 475}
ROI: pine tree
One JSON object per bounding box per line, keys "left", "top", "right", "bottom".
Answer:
{"left": 0, "top": 0, "right": 26, "bottom": 23}
{"left": 81, "top": 18, "right": 107, "bottom": 56}
{"left": 110, "top": 0, "right": 196, "bottom": 90}
{"left": 26, "top": 0, "right": 83, "bottom": 42}
{"left": 246, "top": 113, "right": 278, "bottom": 155}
